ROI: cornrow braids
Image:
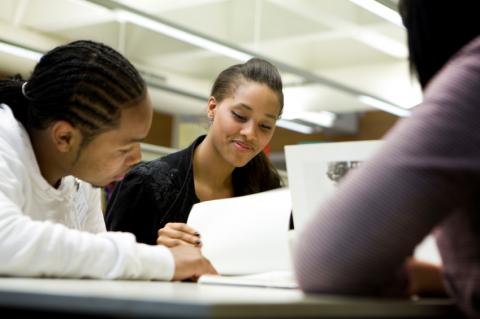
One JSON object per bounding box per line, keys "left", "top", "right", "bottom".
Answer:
{"left": 0, "top": 40, "right": 146, "bottom": 147}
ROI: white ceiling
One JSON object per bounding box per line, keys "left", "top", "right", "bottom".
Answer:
{"left": 0, "top": 0, "right": 422, "bottom": 119}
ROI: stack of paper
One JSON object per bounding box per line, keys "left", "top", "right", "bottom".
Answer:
{"left": 198, "top": 271, "right": 297, "bottom": 289}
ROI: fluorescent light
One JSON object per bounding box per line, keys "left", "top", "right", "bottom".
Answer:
{"left": 85, "top": 0, "right": 409, "bottom": 120}
{"left": 302, "top": 111, "right": 337, "bottom": 128}
{"left": 115, "top": 10, "right": 253, "bottom": 62}
{"left": 355, "top": 31, "right": 407, "bottom": 58}
{"left": 348, "top": 0, "right": 403, "bottom": 27}
{"left": 282, "top": 111, "right": 337, "bottom": 128}
{"left": 277, "top": 119, "right": 316, "bottom": 134}
{"left": 0, "top": 42, "right": 42, "bottom": 61}
{"left": 359, "top": 95, "right": 411, "bottom": 117}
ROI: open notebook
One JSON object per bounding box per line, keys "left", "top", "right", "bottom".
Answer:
{"left": 285, "top": 140, "right": 383, "bottom": 232}
{"left": 285, "top": 140, "right": 442, "bottom": 265}
{"left": 187, "top": 188, "right": 297, "bottom": 289}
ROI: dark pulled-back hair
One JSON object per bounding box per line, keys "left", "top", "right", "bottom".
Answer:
{"left": 210, "top": 58, "right": 284, "bottom": 195}
{"left": 399, "top": 0, "right": 480, "bottom": 89}
{"left": 0, "top": 40, "right": 146, "bottom": 146}
{"left": 211, "top": 58, "right": 284, "bottom": 115}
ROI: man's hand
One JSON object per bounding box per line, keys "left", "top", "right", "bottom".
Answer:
{"left": 169, "top": 244, "right": 217, "bottom": 281}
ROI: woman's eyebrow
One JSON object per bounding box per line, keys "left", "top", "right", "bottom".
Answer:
{"left": 235, "top": 103, "right": 277, "bottom": 119}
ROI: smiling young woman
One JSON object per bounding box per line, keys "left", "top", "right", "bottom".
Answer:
{"left": 106, "top": 58, "right": 284, "bottom": 248}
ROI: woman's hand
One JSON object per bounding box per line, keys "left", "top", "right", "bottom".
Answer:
{"left": 157, "top": 222, "right": 202, "bottom": 248}
{"left": 406, "top": 257, "right": 446, "bottom": 297}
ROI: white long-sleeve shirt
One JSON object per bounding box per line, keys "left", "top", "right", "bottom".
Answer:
{"left": 0, "top": 104, "right": 174, "bottom": 280}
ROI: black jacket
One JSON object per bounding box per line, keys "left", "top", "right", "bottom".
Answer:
{"left": 105, "top": 136, "right": 204, "bottom": 245}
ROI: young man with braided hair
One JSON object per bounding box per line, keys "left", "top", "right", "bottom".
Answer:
{"left": 0, "top": 40, "right": 216, "bottom": 280}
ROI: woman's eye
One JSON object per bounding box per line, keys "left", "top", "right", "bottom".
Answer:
{"left": 232, "top": 111, "right": 247, "bottom": 122}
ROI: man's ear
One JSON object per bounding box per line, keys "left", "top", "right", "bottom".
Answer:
{"left": 207, "top": 96, "right": 217, "bottom": 120}
{"left": 50, "top": 121, "right": 80, "bottom": 153}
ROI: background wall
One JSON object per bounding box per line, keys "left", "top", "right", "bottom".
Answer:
{"left": 143, "top": 111, "right": 174, "bottom": 147}
{"left": 1, "top": 68, "right": 398, "bottom": 165}
{"left": 270, "top": 110, "right": 398, "bottom": 152}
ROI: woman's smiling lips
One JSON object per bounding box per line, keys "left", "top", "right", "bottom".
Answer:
{"left": 232, "top": 140, "right": 255, "bottom": 152}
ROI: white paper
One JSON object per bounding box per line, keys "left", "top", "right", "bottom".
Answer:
{"left": 198, "top": 271, "right": 298, "bottom": 289}
{"left": 187, "top": 187, "right": 292, "bottom": 275}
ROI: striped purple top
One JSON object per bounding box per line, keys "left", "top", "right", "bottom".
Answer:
{"left": 293, "top": 36, "right": 480, "bottom": 318}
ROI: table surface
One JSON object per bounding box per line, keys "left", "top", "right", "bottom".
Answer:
{"left": 0, "top": 277, "right": 458, "bottom": 318}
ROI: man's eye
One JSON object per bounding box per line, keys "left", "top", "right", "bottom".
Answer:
{"left": 260, "top": 124, "right": 272, "bottom": 130}
{"left": 118, "top": 148, "right": 131, "bottom": 154}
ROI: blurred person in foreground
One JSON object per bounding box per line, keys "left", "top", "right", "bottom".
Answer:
{"left": 293, "top": 1, "right": 480, "bottom": 317}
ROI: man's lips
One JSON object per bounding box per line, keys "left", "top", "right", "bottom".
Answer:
{"left": 113, "top": 171, "right": 128, "bottom": 181}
